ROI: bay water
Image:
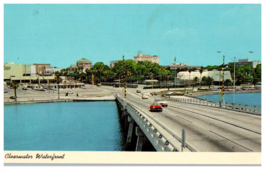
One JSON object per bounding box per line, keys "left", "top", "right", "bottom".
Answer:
{"left": 196, "top": 92, "right": 261, "bottom": 108}
{"left": 4, "top": 102, "right": 125, "bottom": 151}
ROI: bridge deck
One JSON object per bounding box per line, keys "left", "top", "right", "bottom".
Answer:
{"left": 114, "top": 87, "right": 261, "bottom": 152}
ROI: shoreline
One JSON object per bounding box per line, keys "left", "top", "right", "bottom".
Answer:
{"left": 4, "top": 96, "right": 116, "bottom": 105}
{"left": 190, "top": 89, "right": 261, "bottom": 97}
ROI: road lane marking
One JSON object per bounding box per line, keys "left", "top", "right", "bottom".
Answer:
{"left": 169, "top": 105, "right": 261, "bottom": 135}
{"left": 175, "top": 115, "right": 193, "bottom": 123}
{"left": 209, "top": 130, "right": 253, "bottom": 152}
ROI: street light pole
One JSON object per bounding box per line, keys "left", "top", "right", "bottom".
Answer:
{"left": 233, "top": 56, "right": 236, "bottom": 104}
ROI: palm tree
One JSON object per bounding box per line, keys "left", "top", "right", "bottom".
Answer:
{"left": 199, "top": 66, "right": 204, "bottom": 87}
{"left": 188, "top": 68, "right": 192, "bottom": 87}
{"left": 192, "top": 77, "right": 199, "bottom": 90}
{"left": 54, "top": 74, "right": 62, "bottom": 99}
{"left": 9, "top": 81, "right": 19, "bottom": 101}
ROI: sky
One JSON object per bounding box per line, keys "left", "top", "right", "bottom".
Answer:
{"left": 4, "top": 4, "right": 262, "bottom": 69}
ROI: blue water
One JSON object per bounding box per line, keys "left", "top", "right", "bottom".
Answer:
{"left": 4, "top": 102, "right": 125, "bottom": 151}
{"left": 197, "top": 92, "right": 261, "bottom": 108}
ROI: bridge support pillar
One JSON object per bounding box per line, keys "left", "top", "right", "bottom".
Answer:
{"left": 135, "top": 127, "right": 144, "bottom": 151}
{"left": 124, "top": 110, "right": 129, "bottom": 128}
{"left": 126, "top": 117, "right": 134, "bottom": 147}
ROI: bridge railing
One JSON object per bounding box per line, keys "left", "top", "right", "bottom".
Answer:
{"left": 157, "top": 98, "right": 261, "bottom": 115}
{"left": 116, "top": 94, "right": 181, "bottom": 152}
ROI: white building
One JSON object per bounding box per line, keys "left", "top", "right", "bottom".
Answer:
{"left": 175, "top": 70, "right": 233, "bottom": 85}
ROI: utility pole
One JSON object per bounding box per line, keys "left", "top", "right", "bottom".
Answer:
{"left": 221, "top": 55, "right": 225, "bottom": 103}
{"left": 123, "top": 55, "right": 126, "bottom": 98}
{"left": 233, "top": 56, "right": 236, "bottom": 104}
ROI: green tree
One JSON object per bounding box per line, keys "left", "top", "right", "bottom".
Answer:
{"left": 252, "top": 64, "right": 261, "bottom": 86}
{"left": 206, "top": 76, "right": 214, "bottom": 88}
{"left": 224, "top": 79, "right": 232, "bottom": 87}
{"left": 9, "top": 81, "right": 19, "bottom": 101}
{"left": 202, "top": 76, "right": 207, "bottom": 85}
{"left": 192, "top": 77, "right": 199, "bottom": 89}
{"left": 199, "top": 66, "right": 204, "bottom": 87}
{"left": 54, "top": 74, "right": 62, "bottom": 99}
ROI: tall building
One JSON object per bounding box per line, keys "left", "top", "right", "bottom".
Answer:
{"left": 133, "top": 53, "right": 159, "bottom": 64}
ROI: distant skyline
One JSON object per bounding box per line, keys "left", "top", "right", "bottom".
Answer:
{"left": 4, "top": 4, "right": 261, "bottom": 69}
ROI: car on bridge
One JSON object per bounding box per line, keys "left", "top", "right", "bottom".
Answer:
{"left": 142, "top": 93, "right": 149, "bottom": 99}
{"left": 157, "top": 100, "right": 168, "bottom": 107}
{"left": 150, "top": 102, "right": 162, "bottom": 112}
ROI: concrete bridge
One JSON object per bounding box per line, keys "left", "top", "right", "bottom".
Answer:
{"left": 114, "top": 88, "right": 261, "bottom": 152}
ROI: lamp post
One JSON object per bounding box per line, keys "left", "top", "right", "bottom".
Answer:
{"left": 218, "top": 51, "right": 253, "bottom": 105}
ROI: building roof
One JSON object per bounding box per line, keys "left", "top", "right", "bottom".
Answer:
{"left": 77, "top": 58, "right": 92, "bottom": 63}
{"left": 33, "top": 63, "right": 50, "bottom": 65}
{"left": 134, "top": 53, "right": 153, "bottom": 58}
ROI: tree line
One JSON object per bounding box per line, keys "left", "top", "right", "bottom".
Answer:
{"left": 56, "top": 61, "right": 261, "bottom": 86}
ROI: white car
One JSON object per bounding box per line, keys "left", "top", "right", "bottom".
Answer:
{"left": 157, "top": 100, "right": 168, "bottom": 107}
{"left": 142, "top": 93, "right": 149, "bottom": 99}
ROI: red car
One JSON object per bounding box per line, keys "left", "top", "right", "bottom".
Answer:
{"left": 150, "top": 102, "right": 162, "bottom": 112}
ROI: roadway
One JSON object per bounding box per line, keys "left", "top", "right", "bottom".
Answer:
{"left": 112, "top": 87, "right": 261, "bottom": 152}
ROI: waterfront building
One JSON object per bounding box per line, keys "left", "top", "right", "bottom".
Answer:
{"left": 228, "top": 59, "right": 261, "bottom": 68}
{"left": 4, "top": 62, "right": 23, "bottom": 81}
{"left": 133, "top": 53, "right": 159, "bottom": 64}
{"left": 4, "top": 62, "right": 37, "bottom": 81}
{"left": 175, "top": 70, "right": 233, "bottom": 86}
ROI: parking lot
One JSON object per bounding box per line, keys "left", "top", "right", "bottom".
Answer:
{"left": 4, "top": 84, "right": 114, "bottom": 102}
